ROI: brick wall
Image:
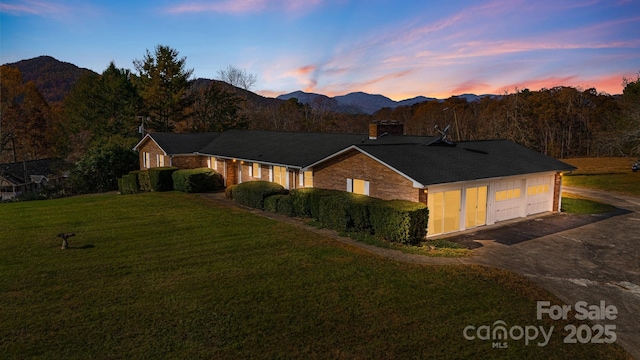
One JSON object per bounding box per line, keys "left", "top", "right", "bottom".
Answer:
{"left": 553, "top": 172, "right": 562, "bottom": 211}
{"left": 313, "top": 149, "right": 419, "bottom": 202}
{"left": 171, "top": 155, "right": 206, "bottom": 169}
{"left": 137, "top": 139, "right": 166, "bottom": 169}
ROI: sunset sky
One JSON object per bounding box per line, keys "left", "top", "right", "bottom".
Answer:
{"left": 1, "top": 0, "right": 639, "bottom": 100}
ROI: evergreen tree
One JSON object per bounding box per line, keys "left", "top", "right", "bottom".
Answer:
{"left": 133, "top": 45, "right": 193, "bottom": 132}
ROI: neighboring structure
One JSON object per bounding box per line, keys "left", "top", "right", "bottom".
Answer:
{"left": 133, "top": 122, "right": 575, "bottom": 236}
{"left": 0, "top": 158, "right": 61, "bottom": 201}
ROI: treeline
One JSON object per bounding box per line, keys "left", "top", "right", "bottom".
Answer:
{"left": 373, "top": 84, "right": 640, "bottom": 159}
{"left": 1, "top": 44, "right": 639, "bottom": 194}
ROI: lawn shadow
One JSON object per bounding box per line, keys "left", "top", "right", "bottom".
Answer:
{"left": 445, "top": 207, "right": 632, "bottom": 249}
{"left": 69, "top": 244, "right": 95, "bottom": 250}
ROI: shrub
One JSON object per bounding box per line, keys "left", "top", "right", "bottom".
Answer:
{"left": 118, "top": 174, "right": 138, "bottom": 195}
{"left": 289, "top": 188, "right": 313, "bottom": 218}
{"left": 276, "top": 195, "right": 294, "bottom": 217}
{"left": 369, "top": 200, "right": 429, "bottom": 245}
{"left": 137, "top": 170, "right": 151, "bottom": 192}
{"left": 71, "top": 140, "right": 139, "bottom": 194}
{"left": 232, "top": 181, "right": 287, "bottom": 210}
{"left": 348, "top": 193, "right": 375, "bottom": 233}
{"left": 225, "top": 185, "right": 235, "bottom": 199}
{"left": 172, "top": 168, "right": 224, "bottom": 193}
{"left": 264, "top": 194, "right": 285, "bottom": 213}
{"left": 289, "top": 188, "right": 343, "bottom": 219}
{"left": 148, "top": 167, "right": 178, "bottom": 192}
{"left": 318, "top": 192, "right": 352, "bottom": 232}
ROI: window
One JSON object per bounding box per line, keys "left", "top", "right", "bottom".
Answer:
{"left": 208, "top": 157, "right": 217, "bottom": 170}
{"left": 143, "top": 152, "right": 150, "bottom": 168}
{"left": 273, "top": 166, "right": 287, "bottom": 187}
{"left": 303, "top": 170, "right": 313, "bottom": 188}
{"left": 495, "top": 188, "right": 521, "bottom": 201}
{"left": 527, "top": 184, "right": 550, "bottom": 196}
{"left": 347, "top": 178, "right": 369, "bottom": 196}
{"left": 252, "top": 163, "right": 260, "bottom": 178}
{"left": 157, "top": 154, "right": 165, "bottom": 167}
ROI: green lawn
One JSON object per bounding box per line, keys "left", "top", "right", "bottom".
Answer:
{"left": 0, "top": 193, "right": 631, "bottom": 359}
{"left": 562, "top": 157, "right": 640, "bottom": 196}
{"left": 561, "top": 194, "right": 618, "bottom": 214}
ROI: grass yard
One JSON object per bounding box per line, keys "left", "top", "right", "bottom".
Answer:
{"left": 563, "top": 157, "right": 640, "bottom": 196}
{"left": 561, "top": 193, "right": 618, "bottom": 214}
{"left": 0, "top": 192, "right": 632, "bottom": 359}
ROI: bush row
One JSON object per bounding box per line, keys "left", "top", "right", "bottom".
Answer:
{"left": 117, "top": 167, "right": 224, "bottom": 194}
{"left": 230, "top": 181, "right": 429, "bottom": 244}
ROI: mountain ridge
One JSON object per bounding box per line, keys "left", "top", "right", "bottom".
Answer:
{"left": 3, "top": 55, "right": 497, "bottom": 114}
{"left": 276, "top": 90, "right": 497, "bottom": 114}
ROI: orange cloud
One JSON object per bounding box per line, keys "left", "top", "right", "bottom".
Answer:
{"left": 493, "top": 73, "right": 629, "bottom": 95}
{"left": 293, "top": 65, "right": 316, "bottom": 76}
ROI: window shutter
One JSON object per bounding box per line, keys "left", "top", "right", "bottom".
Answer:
{"left": 299, "top": 173, "right": 304, "bottom": 186}
{"left": 347, "top": 178, "right": 353, "bottom": 192}
{"left": 364, "top": 181, "right": 370, "bottom": 196}
{"left": 248, "top": 163, "right": 253, "bottom": 177}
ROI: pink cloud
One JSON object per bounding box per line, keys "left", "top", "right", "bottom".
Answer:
{"left": 0, "top": 0, "right": 69, "bottom": 16}
{"left": 165, "top": 0, "right": 323, "bottom": 14}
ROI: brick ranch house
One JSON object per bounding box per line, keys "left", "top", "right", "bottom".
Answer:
{"left": 133, "top": 123, "right": 575, "bottom": 237}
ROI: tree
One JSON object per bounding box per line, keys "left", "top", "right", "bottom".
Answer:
{"left": 133, "top": 45, "right": 193, "bottom": 132}
{"left": 188, "top": 82, "right": 248, "bottom": 132}
{"left": 64, "top": 62, "right": 141, "bottom": 137}
{"left": 217, "top": 64, "right": 257, "bottom": 94}
{"left": 0, "top": 66, "right": 51, "bottom": 162}
{"left": 70, "top": 136, "right": 139, "bottom": 194}
{"left": 620, "top": 73, "right": 640, "bottom": 156}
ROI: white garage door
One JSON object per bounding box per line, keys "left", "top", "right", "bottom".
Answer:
{"left": 494, "top": 179, "right": 524, "bottom": 222}
{"left": 527, "top": 175, "right": 554, "bottom": 215}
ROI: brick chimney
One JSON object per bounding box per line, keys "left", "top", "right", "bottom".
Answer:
{"left": 369, "top": 120, "right": 404, "bottom": 139}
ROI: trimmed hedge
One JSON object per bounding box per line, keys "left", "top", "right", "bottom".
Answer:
{"left": 118, "top": 173, "right": 138, "bottom": 194}
{"left": 276, "top": 195, "right": 294, "bottom": 217}
{"left": 318, "top": 192, "right": 352, "bottom": 232}
{"left": 232, "top": 181, "right": 287, "bottom": 210}
{"left": 148, "top": 167, "right": 178, "bottom": 192}
{"left": 264, "top": 194, "right": 285, "bottom": 213}
{"left": 136, "top": 170, "right": 151, "bottom": 192}
{"left": 369, "top": 200, "right": 429, "bottom": 245}
{"left": 172, "top": 168, "right": 224, "bottom": 193}
{"left": 289, "top": 188, "right": 343, "bottom": 219}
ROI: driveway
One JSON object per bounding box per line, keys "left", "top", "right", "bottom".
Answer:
{"left": 455, "top": 187, "right": 640, "bottom": 359}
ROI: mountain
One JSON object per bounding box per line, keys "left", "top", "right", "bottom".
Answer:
{"left": 2, "top": 56, "right": 96, "bottom": 103}
{"left": 278, "top": 91, "right": 437, "bottom": 114}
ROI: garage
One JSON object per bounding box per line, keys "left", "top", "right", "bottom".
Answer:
{"left": 493, "top": 179, "right": 525, "bottom": 222}
{"left": 526, "top": 174, "right": 555, "bottom": 215}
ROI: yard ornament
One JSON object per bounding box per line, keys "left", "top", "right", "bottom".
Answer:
{"left": 57, "top": 233, "right": 75, "bottom": 249}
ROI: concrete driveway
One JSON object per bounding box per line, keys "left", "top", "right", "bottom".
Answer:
{"left": 455, "top": 187, "right": 640, "bottom": 359}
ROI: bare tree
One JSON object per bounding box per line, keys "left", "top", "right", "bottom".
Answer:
{"left": 217, "top": 65, "right": 257, "bottom": 93}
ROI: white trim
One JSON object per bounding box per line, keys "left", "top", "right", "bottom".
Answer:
{"left": 132, "top": 134, "right": 168, "bottom": 156}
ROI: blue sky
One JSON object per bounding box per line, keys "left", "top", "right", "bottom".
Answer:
{"left": 1, "top": 0, "right": 639, "bottom": 100}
